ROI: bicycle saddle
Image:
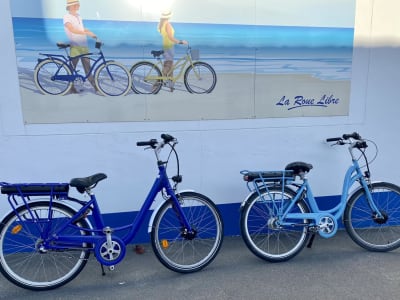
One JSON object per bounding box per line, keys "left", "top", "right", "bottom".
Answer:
{"left": 70, "top": 173, "right": 107, "bottom": 193}
{"left": 151, "top": 50, "right": 164, "bottom": 58}
{"left": 57, "top": 42, "right": 70, "bottom": 49}
{"left": 285, "top": 161, "right": 313, "bottom": 175}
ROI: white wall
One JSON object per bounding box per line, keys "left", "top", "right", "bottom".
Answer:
{"left": 0, "top": 0, "right": 399, "bottom": 215}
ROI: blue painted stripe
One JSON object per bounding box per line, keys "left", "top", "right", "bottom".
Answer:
{"left": 102, "top": 195, "right": 342, "bottom": 244}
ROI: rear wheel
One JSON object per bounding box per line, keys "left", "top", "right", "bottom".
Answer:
{"left": 34, "top": 58, "right": 72, "bottom": 95}
{"left": 240, "top": 186, "right": 310, "bottom": 262}
{"left": 151, "top": 191, "right": 223, "bottom": 273}
{"left": 0, "top": 201, "right": 91, "bottom": 290}
{"left": 344, "top": 182, "right": 400, "bottom": 251}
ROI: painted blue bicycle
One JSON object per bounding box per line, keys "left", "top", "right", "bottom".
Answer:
{"left": 33, "top": 39, "right": 131, "bottom": 96}
{"left": 0, "top": 134, "right": 223, "bottom": 290}
{"left": 240, "top": 132, "right": 400, "bottom": 262}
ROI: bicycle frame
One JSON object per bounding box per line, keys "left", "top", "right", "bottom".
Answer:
{"left": 42, "top": 163, "right": 192, "bottom": 250}
{"left": 38, "top": 48, "right": 107, "bottom": 83}
{"left": 277, "top": 158, "right": 382, "bottom": 238}
{"left": 147, "top": 49, "right": 195, "bottom": 83}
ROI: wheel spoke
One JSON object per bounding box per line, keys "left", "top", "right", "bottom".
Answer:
{"left": 240, "top": 187, "right": 309, "bottom": 262}
{"left": 151, "top": 192, "right": 223, "bottom": 273}
{"left": 345, "top": 182, "right": 400, "bottom": 251}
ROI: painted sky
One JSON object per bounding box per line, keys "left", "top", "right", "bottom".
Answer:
{"left": 10, "top": 0, "right": 356, "bottom": 28}
{"left": 10, "top": 0, "right": 355, "bottom": 28}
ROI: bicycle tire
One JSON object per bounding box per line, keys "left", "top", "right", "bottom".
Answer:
{"left": 184, "top": 61, "right": 217, "bottom": 94}
{"left": 0, "top": 201, "right": 91, "bottom": 290}
{"left": 240, "top": 186, "right": 310, "bottom": 262}
{"left": 34, "top": 58, "right": 73, "bottom": 95}
{"left": 151, "top": 191, "right": 223, "bottom": 273}
{"left": 94, "top": 61, "right": 131, "bottom": 96}
{"left": 344, "top": 182, "right": 400, "bottom": 252}
{"left": 130, "top": 61, "right": 162, "bottom": 94}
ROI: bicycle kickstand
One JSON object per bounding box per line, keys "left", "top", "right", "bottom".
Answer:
{"left": 307, "top": 233, "right": 316, "bottom": 248}
{"left": 100, "top": 263, "right": 106, "bottom": 276}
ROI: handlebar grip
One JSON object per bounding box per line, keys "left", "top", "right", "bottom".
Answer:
{"left": 136, "top": 139, "right": 157, "bottom": 147}
{"left": 326, "top": 137, "right": 342, "bottom": 142}
{"left": 342, "top": 132, "right": 361, "bottom": 140}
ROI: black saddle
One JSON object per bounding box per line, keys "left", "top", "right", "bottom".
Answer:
{"left": 70, "top": 173, "right": 107, "bottom": 193}
{"left": 151, "top": 50, "right": 164, "bottom": 58}
{"left": 57, "top": 42, "right": 70, "bottom": 49}
{"left": 285, "top": 162, "right": 313, "bottom": 176}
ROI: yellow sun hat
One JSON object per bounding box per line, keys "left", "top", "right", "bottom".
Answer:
{"left": 161, "top": 11, "right": 172, "bottom": 19}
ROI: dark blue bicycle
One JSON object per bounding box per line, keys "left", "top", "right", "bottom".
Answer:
{"left": 0, "top": 134, "right": 223, "bottom": 290}
{"left": 33, "top": 39, "right": 131, "bottom": 96}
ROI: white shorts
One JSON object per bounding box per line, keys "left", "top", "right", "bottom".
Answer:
{"left": 163, "top": 48, "right": 174, "bottom": 61}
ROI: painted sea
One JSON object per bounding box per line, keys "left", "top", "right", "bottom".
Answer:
{"left": 12, "top": 17, "right": 354, "bottom": 80}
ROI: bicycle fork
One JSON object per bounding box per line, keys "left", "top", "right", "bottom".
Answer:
{"left": 164, "top": 190, "right": 197, "bottom": 240}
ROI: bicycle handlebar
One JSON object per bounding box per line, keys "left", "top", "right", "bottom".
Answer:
{"left": 136, "top": 134, "right": 177, "bottom": 148}
{"left": 326, "top": 132, "right": 368, "bottom": 152}
{"left": 326, "top": 132, "right": 362, "bottom": 143}
{"left": 136, "top": 134, "right": 180, "bottom": 171}
{"left": 136, "top": 139, "right": 158, "bottom": 148}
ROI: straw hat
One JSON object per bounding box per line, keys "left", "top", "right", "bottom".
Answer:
{"left": 66, "top": 0, "right": 80, "bottom": 8}
{"left": 161, "top": 11, "right": 172, "bottom": 19}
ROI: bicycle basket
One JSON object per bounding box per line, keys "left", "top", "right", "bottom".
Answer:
{"left": 95, "top": 41, "right": 103, "bottom": 49}
{"left": 191, "top": 49, "right": 200, "bottom": 60}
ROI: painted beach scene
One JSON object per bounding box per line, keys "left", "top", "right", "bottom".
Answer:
{"left": 10, "top": 0, "right": 355, "bottom": 123}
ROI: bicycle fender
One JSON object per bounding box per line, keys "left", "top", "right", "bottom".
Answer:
{"left": 147, "top": 189, "right": 195, "bottom": 233}
{"left": 240, "top": 184, "right": 309, "bottom": 211}
{"left": 240, "top": 190, "right": 258, "bottom": 209}
{"left": 239, "top": 185, "right": 299, "bottom": 207}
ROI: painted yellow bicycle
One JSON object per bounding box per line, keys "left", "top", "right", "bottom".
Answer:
{"left": 130, "top": 45, "right": 217, "bottom": 94}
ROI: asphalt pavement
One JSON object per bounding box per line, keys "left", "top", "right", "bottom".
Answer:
{"left": 1, "top": 231, "right": 400, "bottom": 300}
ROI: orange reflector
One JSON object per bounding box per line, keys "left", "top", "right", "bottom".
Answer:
{"left": 11, "top": 225, "right": 22, "bottom": 234}
{"left": 161, "top": 239, "right": 169, "bottom": 248}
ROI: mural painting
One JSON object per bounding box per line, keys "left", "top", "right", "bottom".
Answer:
{"left": 10, "top": 0, "right": 355, "bottom": 123}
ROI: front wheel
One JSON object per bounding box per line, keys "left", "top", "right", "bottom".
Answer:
{"left": 0, "top": 201, "right": 91, "bottom": 290}
{"left": 344, "top": 182, "right": 400, "bottom": 251}
{"left": 240, "top": 186, "right": 310, "bottom": 262}
{"left": 95, "top": 61, "right": 132, "bottom": 96}
{"left": 184, "top": 62, "right": 217, "bottom": 94}
{"left": 34, "top": 58, "right": 73, "bottom": 95}
{"left": 130, "top": 61, "right": 162, "bottom": 94}
{"left": 151, "top": 191, "right": 223, "bottom": 273}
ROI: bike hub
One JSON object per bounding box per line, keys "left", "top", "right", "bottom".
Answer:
{"left": 181, "top": 228, "right": 197, "bottom": 240}
{"left": 267, "top": 217, "right": 280, "bottom": 230}
{"left": 372, "top": 211, "right": 388, "bottom": 224}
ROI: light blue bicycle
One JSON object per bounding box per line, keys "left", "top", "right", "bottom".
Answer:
{"left": 240, "top": 132, "right": 400, "bottom": 262}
